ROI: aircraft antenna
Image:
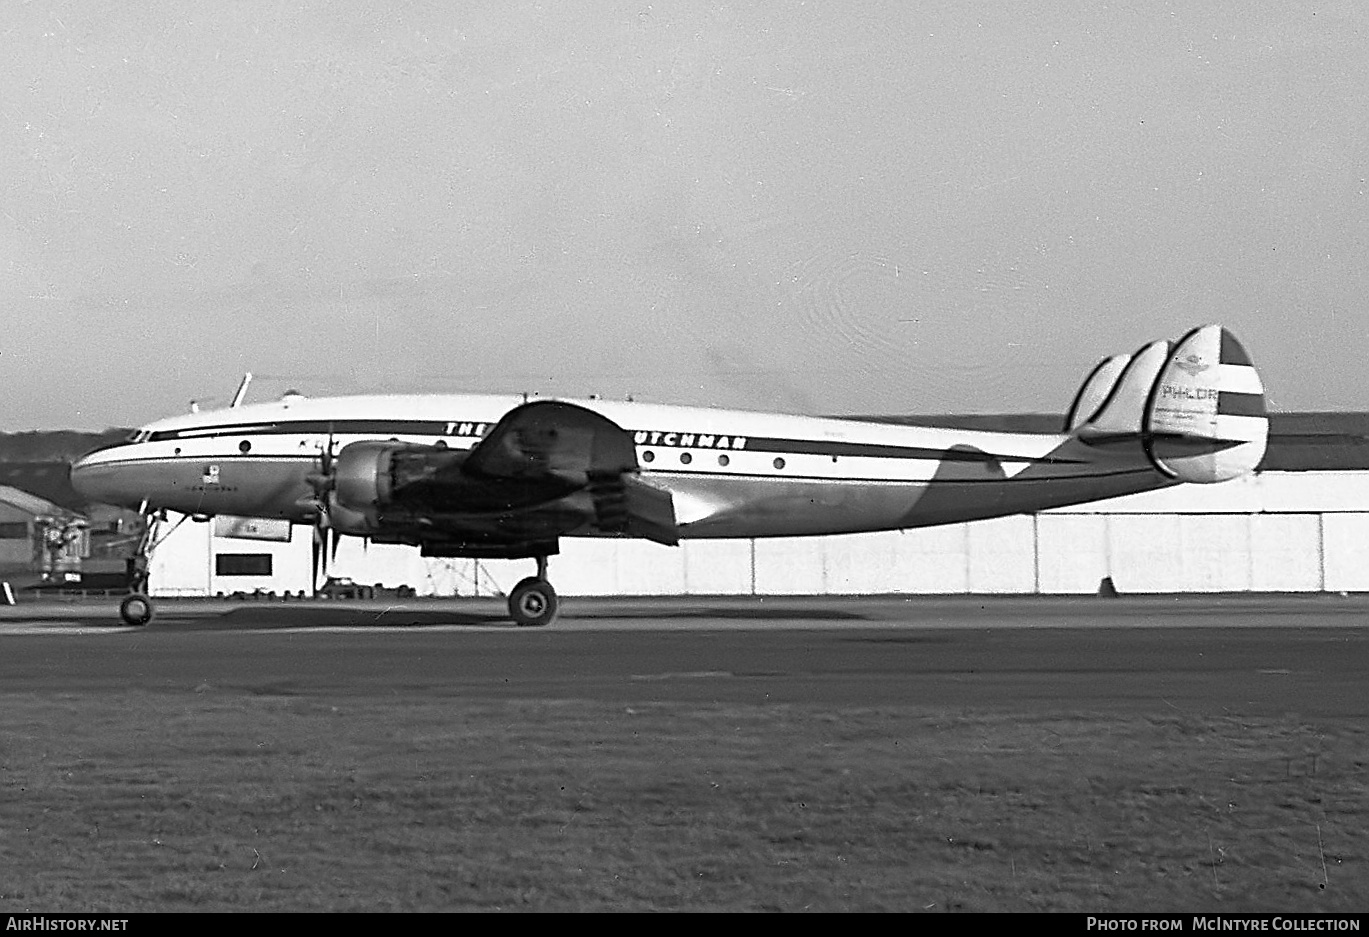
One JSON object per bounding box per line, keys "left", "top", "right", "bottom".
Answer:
{"left": 230, "top": 372, "right": 253, "bottom": 408}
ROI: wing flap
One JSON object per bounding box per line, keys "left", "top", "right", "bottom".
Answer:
{"left": 622, "top": 477, "right": 680, "bottom": 546}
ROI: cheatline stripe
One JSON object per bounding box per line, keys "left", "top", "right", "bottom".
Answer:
{"left": 148, "top": 419, "right": 456, "bottom": 440}
{"left": 72, "top": 454, "right": 1130, "bottom": 485}
{"left": 116, "top": 419, "right": 1091, "bottom": 465}
{"left": 644, "top": 467, "right": 1160, "bottom": 484}
{"left": 725, "top": 437, "right": 1086, "bottom": 463}
{"left": 1217, "top": 391, "right": 1267, "bottom": 418}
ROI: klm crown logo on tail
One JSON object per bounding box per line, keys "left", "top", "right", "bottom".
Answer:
{"left": 1172, "top": 354, "right": 1210, "bottom": 377}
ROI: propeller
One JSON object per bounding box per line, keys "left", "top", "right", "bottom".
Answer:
{"left": 305, "top": 425, "right": 337, "bottom": 508}
{"left": 310, "top": 526, "right": 343, "bottom": 595}
{"left": 305, "top": 427, "right": 340, "bottom": 594}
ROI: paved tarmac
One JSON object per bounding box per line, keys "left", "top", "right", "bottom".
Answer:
{"left": 1, "top": 594, "right": 1365, "bottom": 718}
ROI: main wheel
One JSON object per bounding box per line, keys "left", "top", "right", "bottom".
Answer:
{"left": 508, "top": 577, "right": 559, "bottom": 627}
{"left": 119, "top": 592, "right": 155, "bottom": 627}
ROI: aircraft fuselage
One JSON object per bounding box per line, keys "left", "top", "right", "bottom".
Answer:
{"left": 71, "top": 392, "right": 1171, "bottom": 540}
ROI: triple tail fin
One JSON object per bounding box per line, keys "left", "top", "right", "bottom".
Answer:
{"left": 1068, "top": 325, "right": 1268, "bottom": 483}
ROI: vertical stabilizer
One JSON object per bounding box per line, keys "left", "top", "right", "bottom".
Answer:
{"left": 1144, "top": 325, "right": 1268, "bottom": 482}
{"left": 1065, "top": 354, "right": 1132, "bottom": 431}
{"left": 1075, "top": 340, "right": 1171, "bottom": 437}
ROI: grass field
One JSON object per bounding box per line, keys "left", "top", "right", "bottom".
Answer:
{"left": 0, "top": 691, "right": 1364, "bottom": 912}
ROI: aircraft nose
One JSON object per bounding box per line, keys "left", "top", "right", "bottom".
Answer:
{"left": 69, "top": 453, "right": 102, "bottom": 501}
{"left": 70, "top": 449, "right": 140, "bottom": 509}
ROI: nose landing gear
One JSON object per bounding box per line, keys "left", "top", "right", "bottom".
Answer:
{"left": 117, "top": 514, "right": 156, "bottom": 626}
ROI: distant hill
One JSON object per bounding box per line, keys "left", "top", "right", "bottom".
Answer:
{"left": 0, "top": 429, "right": 130, "bottom": 463}
{"left": 0, "top": 430, "right": 129, "bottom": 512}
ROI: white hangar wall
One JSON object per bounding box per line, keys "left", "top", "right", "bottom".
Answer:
{"left": 148, "top": 514, "right": 312, "bottom": 598}
{"left": 147, "top": 471, "right": 1369, "bottom": 598}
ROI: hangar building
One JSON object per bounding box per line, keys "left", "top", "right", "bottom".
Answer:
{"left": 0, "top": 486, "right": 88, "bottom": 584}
{"left": 0, "top": 437, "right": 146, "bottom": 589}
{"left": 143, "top": 412, "right": 1369, "bottom": 599}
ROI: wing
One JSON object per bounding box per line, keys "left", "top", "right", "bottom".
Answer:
{"left": 464, "top": 400, "right": 637, "bottom": 483}
{"left": 459, "top": 400, "right": 680, "bottom": 545}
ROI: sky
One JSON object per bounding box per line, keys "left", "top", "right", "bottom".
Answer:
{"left": 2, "top": 1, "right": 1367, "bottom": 431}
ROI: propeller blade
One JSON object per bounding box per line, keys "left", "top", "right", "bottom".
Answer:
{"left": 321, "top": 424, "right": 336, "bottom": 474}
{"left": 293, "top": 496, "right": 326, "bottom": 515}
{"left": 311, "top": 525, "right": 323, "bottom": 594}
{"left": 308, "top": 426, "right": 339, "bottom": 596}
{"left": 309, "top": 425, "right": 338, "bottom": 495}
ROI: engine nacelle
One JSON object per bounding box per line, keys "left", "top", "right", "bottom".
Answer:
{"left": 326, "top": 441, "right": 467, "bottom": 534}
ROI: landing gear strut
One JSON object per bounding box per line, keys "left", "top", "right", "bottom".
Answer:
{"left": 507, "top": 554, "right": 559, "bottom": 627}
{"left": 118, "top": 514, "right": 156, "bottom": 626}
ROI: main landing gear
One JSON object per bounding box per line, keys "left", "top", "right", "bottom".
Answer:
{"left": 507, "top": 555, "right": 559, "bottom": 627}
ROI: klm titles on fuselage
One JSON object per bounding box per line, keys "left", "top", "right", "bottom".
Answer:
{"left": 632, "top": 431, "right": 748, "bottom": 450}
{"left": 443, "top": 421, "right": 748, "bottom": 451}
{"left": 445, "top": 422, "right": 493, "bottom": 437}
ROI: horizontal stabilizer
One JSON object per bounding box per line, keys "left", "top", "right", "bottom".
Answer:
{"left": 1144, "top": 325, "right": 1267, "bottom": 483}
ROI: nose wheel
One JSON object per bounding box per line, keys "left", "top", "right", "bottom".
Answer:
{"left": 115, "top": 510, "right": 157, "bottom": 626}
{"left": 119, "top": 592, "right": 155, "bottom": 627}
{"left": 507, "top": 555, "right": 559, "bottom": 627}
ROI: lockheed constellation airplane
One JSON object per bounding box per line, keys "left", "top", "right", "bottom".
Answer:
{"left": 71, "top": 324, "right": 1266, "bottom": 627}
